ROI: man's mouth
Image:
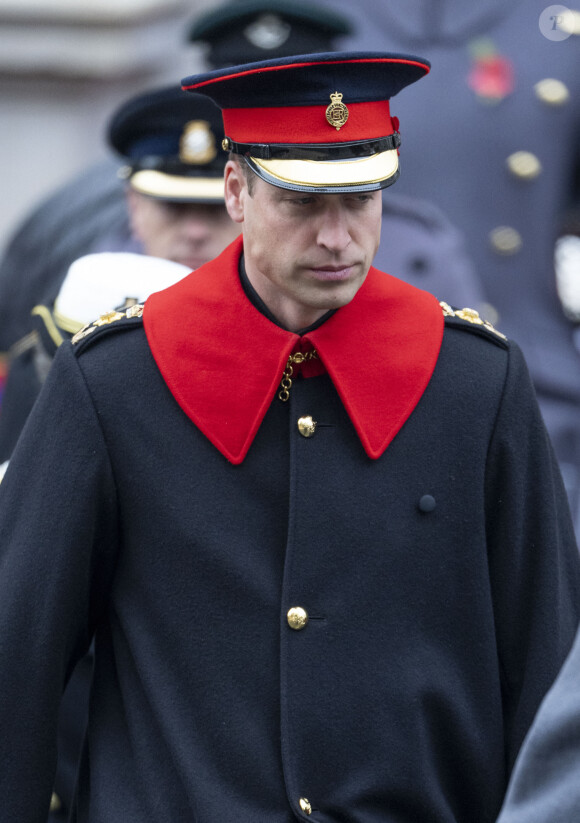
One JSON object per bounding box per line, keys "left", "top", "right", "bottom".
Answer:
{"left": 307, "top": 264, "right": 357, "bottom": 281}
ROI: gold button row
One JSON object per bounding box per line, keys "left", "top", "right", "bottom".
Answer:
{"left": 290, "top": 78, "right": 569, "bottom": 823}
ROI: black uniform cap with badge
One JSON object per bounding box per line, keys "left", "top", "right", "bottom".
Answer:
{"left": 188, "top": 0, "right": 352, "bottom": 69}
{"left": 107, "top": 85, "right": 227, "bottom": 204}
{"left": 181, "top": 50, "right": 431, "bottom": 194}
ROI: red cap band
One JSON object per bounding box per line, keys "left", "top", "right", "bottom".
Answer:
{"left": 222, "top": 100, "right": 393, "bottom": 144}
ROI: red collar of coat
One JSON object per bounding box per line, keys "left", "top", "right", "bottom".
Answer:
{"left": 144, "top": 236, "right": 443, "bottom": 464}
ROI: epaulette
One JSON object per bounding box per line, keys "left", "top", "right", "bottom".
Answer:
{"left": 439, "top": 301, "right": 508, "bottom": 348}
{"left": 31, "top": 304, "right": 65, "bottom": 351}
{"left": 71, "top": 304, "right": 144, "bottom": 354}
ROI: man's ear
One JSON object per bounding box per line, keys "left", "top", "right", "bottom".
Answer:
{"left": 224, "top": 160, "right": 246, "bottom": 224}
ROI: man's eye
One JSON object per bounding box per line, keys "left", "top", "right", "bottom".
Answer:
{"left": 280, "top": 194, "right": 316, "bottom": 206}
{"left": 342, "top": 194, "right": 373, "bottom": 208}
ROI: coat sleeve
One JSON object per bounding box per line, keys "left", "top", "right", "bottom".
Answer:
{"left": 0, "top": 342, "right": 44, "bottom": 462}
{"left": 0, "top": 342, "right": 119, "bottom": 821}
{"left": 484, "top": 340, "right": 580, "bottom": 775}
{"left": 495, "top": 622, "right": 580, "bottom": 823}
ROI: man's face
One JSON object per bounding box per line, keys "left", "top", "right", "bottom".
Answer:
{"left": 127, "top": 189, "right": 241, "bottom": 270}
{"left": 224, "top": 161, "right": 382, "bottom": 332}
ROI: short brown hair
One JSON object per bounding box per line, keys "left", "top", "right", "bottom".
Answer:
{"left": 230, "top": 153, "right": 257, "bottom": 196}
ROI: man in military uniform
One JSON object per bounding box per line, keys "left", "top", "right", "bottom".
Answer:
{"left": 0, "top": 51, "right": 578, "bottom": 823}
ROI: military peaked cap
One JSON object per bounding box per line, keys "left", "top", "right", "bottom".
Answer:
{"left": 182, "top": 51, "right": 430, "bottom": 193}
{"left": 108, "top": 85, "right": 226, "bottom": 202}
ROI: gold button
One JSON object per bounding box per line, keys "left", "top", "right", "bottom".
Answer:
{"left": 534, "top": 78, "right": 570, "bottom": 106}
{"left": 297, "top": 415, "right": 317, "bottom": 438}
{"left": 506, "top": 151, "right": 542, "bottom": 180}
{"left": 489, "top": 226, "right": 523, "bottom": 255}
{"left": 50, "top": 793, "right": 62, "bottom": 813}
{"left": 299, "top": 797, "right": 312, "bottom": 815}
{"left": 287, "top": 606, "right": 309, "bottom": 630}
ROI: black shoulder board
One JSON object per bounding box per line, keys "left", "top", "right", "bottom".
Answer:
{"left": 71, "top": 304, "right": 144, "bottom": 354}
{"left": 439, "top": 301, "right": 508, "bottom": 349}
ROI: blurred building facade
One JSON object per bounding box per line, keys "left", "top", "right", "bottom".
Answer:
{"left": 0, "top": 0, "right": 215, "bottom": 255}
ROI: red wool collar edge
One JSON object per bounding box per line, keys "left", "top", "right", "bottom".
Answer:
{"left": 143, "top": 236, "right": 444, "bottom": 463}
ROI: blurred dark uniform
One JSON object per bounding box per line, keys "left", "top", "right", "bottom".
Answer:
{"left": 495, "top": 619, "right": 580, "bottom": 822}
{"left": 316, "top": 0, "right": 580, "bottom": 536}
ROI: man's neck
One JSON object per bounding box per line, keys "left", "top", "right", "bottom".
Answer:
{"left": 239, "top": 256, "right": 335, "bottom": 334}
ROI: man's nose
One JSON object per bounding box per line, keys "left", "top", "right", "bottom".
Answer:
{"left": 316, "top": 205, "right": 352, "bottom": 252}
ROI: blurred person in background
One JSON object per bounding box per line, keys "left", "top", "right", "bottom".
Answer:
{"left": 0, "top": 85, "right": 239, "bottom": 466}
{"left": 495, "top": 619, "right": 580, "bottom": 822}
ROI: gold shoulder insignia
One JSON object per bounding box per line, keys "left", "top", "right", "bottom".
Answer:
{"left": 72, "top": 304, "right": 144, "bottom": 345}
{"left": 439, "top": 301, "right": 507, "bottom": 341}
{"left": 439, "top": 301, "right": 455, "bottom": 317}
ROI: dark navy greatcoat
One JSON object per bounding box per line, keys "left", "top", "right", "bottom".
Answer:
{"left": 0, "top": 239, "right": 578, "bottom": 822}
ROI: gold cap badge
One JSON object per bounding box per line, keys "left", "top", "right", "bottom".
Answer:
{"left": 244, "top": 14, "right": 291, "bottom": 50}
{"left": 179, "top": 120, "right": 217, "bottom": 165}
{"left": 325, "top": 91, "right": 349, "bottom": 131}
